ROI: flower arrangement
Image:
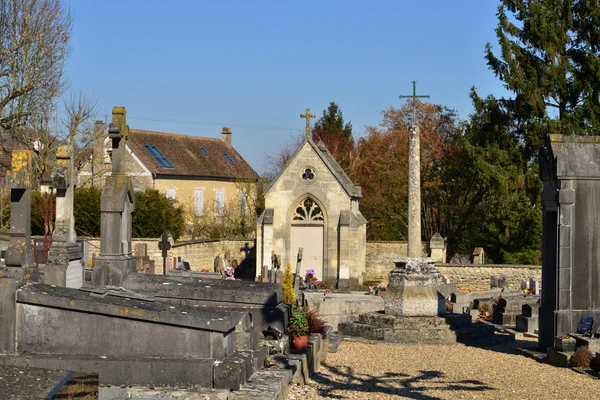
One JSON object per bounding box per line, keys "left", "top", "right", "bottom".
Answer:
{"left": 522, "top": 288, "right": 534, "bottom": 295}
{"left": 305, "top": 269, "right": 318, "bottom": 288}
{"left": 223, "top": 266, "right": 235, "bottom": 280}
{"left": 367, "top": 283, "right": 387, "bottom": 296}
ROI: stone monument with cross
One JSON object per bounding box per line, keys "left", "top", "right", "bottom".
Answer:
{"left": 4, "top": 150, "right": 36, "bottom": 269}
{"left": 45, "top": 145, "right": 84, "bottom": 288}
{"left": 399, "top": 80, "right": 430, "bottom": 257}
{"left": 92, "top": 106, "right": 137, "bottom": 287}
{"left": 0, "top": 149, "right": 40, "bottom": 354}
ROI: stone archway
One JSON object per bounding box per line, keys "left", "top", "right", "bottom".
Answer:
{"left": 290, "top": 197, "right": 324, "bottom": 279}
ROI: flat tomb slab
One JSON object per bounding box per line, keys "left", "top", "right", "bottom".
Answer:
{"left": 18, "top": 283, "right": 248, "bottom": 333}
{"left": 123, "top": 274, "right": 283, "bottom": 306}
{"left": 0, "top": 365, "right": 87, "bottom": 399}
{"left": 0, "top": 355, "right": 213, "bottom": 388}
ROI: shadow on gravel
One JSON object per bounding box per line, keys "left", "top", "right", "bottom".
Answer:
{"left": 312, "top": 364, "right": 494, "bottom": 399}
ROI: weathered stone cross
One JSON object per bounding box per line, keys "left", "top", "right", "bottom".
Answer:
{"left": 157, "top": 218, "right": 171, "bottom": 275}
{"left": 300, "top": 108, "right": 316, "bottom": 136}
{"left": 399, "top": 81, "right": 430, "bottom": 258}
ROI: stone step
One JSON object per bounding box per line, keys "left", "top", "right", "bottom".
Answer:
{"left": 338, "top": 322, "right": 385, "bottom": 340}
{"left": 357, "top": 312, "right": 455, "bottom": 330}
{"left": 230, "top": 369, "right": 292, "bottom": 400}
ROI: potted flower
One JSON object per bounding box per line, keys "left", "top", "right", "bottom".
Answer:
{"left": 288, "top": 312, "right": 309, "bottom": 350}
{"left": 305, "top": 269, "right": 318, "bottom": 289}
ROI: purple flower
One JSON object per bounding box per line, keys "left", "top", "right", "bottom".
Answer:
{"left": 306, "top": 269, "right": 316, "bottom": 276}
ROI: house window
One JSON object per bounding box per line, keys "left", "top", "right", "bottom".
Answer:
{"left": 195, "top": 190, "right": 204, "bottom": 216}
{"left": 144, "top": 144, "right": 174, "bottom": 169}
{"left": 223, "top": 153, "right": 235, "bottom": 165}
{"left": 200, "top": 146, "right": 209, "bottom": 155}
{"left": 166, "top": 189, "right": 176, "bottom": 201}
{"left": 215, "top": 190, "right": 225, "bottom": 216}
{"left": 239, "top": 191, "right": 246, "bottom": 216}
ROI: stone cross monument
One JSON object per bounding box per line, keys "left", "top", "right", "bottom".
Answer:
{"left": 4, "top": 150, "right": 35, "bottom": 268}
{"left": 300, "top": 108, "right": 316, "bottom": 137}
{"left": 92, "top": 106, "right": 136, "bottom": 287}
{"left": 45, "top": 146, "right": 84, "bottom": 287}
{"left": 399, "top": 81, "right": 430, "bottom": 257}
{"left": 0, "top": 149, "right": 39, "bottom": 354}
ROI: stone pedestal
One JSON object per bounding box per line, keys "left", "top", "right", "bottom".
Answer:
{"left": 45, "top": 243, "right": 83, "bottom": 288}
{"left": 336, "top": 258, "right": 497, "bottom": 345}
{"left": 45, "top": 146, "right": 83, "bottom": 288}
{"left": 384, "top": 257, "right": 444, "bottom": 317}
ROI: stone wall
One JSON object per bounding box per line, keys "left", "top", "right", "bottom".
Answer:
{"left": 437, "top": 264, "right": 541, "bottom": 292}
{"left": 365, "top": 241, "right": 429, "bottom": 283}
{"left": 86, "top": 238, "right": 255, "bottom": 275}
{"left": 365, "top": 241, "right": 541, "bottom": 293}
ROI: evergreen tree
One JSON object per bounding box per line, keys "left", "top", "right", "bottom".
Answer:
{"left": 312, "top": 102, "right": 355, "bottom": 172}
{"left": 485, "top": 0, "right": 600, "bottom": 160}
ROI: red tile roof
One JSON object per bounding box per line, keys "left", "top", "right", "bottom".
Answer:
{"left": 126, "top": 129, "right": 259, "bottom": 181}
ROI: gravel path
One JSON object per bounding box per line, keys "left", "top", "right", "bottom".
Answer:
{"left": 288, "top": 339, "right": 600, "bottom": 399}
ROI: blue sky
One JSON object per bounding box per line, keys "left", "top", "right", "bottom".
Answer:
{"left": 66, "top": 1, "right": 508, "bottom": 174}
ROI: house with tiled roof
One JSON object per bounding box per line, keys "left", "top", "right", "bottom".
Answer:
{"left": 78, "top": 121, "right": 259, "bottom": 221}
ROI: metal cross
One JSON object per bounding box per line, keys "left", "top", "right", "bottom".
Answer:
{"left": 399, "top": 81, "right": 430, "bottom": 125}
{"left": 157, "top": 218, "right": 171, "bottom": 275}
{"left": 300, "top": 108, "right": 316, "bottom": 136}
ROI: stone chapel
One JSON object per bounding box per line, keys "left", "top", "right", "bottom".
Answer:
{"left": 256, "top": 127, "right": 367, "bottom": 288}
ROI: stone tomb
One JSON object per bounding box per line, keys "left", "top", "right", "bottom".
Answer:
{"left": 122, "top": 273, "right": 288, "bottom": 333}
{"left": 339, "top": 258, "right": 474, "bottom": 344}
{"left": 539, "top": 135, "right": 600, "bottom": 350}
{"left": 0, "top": 284, "right": 257, "bottom": 388}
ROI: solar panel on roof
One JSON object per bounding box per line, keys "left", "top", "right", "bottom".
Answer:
{"left": 223, "top": 153, "right": 235, "bottom": 165}
{"left": 144, "top": 144, "right": 174, "bottom": 169}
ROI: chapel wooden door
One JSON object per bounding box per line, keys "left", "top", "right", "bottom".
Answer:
{"left": 290, "top": 225, "right": 323, "bottom": 279}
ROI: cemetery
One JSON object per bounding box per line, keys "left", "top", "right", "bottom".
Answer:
{"left": 3, "top": 2, "right": 600, "bottom": 399}
{"left": 1, "top": 106, "right": 599, "bottom": 399}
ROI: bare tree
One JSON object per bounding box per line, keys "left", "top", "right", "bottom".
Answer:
{"left": 0, "top": 0, "right": 72, "bottom": 133}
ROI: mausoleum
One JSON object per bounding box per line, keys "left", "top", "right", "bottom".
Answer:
{"left": 256, "top": 109, "right": 367, "bottom": 288}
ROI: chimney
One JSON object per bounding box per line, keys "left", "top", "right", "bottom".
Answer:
{"left": 221, "top": 127, "right": 232, "bottom": 147}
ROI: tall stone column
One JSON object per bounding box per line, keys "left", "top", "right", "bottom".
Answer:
{"left": 407, "top": 126, "right": 421, "bottom": 257}
{"left": 45, "top": 146, "right": 83, "bottom": 288}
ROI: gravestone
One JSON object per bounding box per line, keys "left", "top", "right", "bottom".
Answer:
{"left": 429, "top": 233, "right": 445, "bottom": 263}
{"left": 490, "top": 275, "right": 498, "bottom": 289}
{"left": 92, "top": 107, "right": 136, "bottom": 287}
{"left": 45, "top": 146, "right": 84, "bottom": 288}
{"left": 520, "top": 279, "right": 529, "bottom": 291}
{"left": 497, "top": 275, "right": 509, "bottom": 290}
{"left": 529, "top": 277, "right": 540, "bottom": 295}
